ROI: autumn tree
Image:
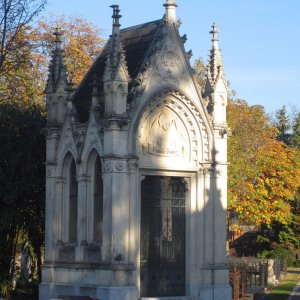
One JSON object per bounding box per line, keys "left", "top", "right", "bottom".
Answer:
{"left": 33, "top": 15, "right": 105, "bottom": 86}
{"left": 193, "top": 58, "right": 300, "bottom": 252}
{"left": 0, "top": 0, "right": 46, "bottom": 75}
{"left": 227, "top": 99, "right": 300, "bottom": 226}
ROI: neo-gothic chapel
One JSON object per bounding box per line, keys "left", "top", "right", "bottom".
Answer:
{"left": 40, "top": 1, "right": 231, "bottom": 299}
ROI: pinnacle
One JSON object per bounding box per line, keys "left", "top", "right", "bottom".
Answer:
{"left": 104, "top": 5, "right": 129, "bottom": 81}
{"left": 205, "top": 23, "right": 226, "bottom": 89}
{"left": 46, "top": 29, "right": 70, "bottom": 93}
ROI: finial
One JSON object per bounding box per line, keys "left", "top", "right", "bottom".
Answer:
{"left": 110, "top": 4, "right": 121, "bottom": 34}
{"left": 210, "top": 22, "right": 219, "bottom": 42}
{"left": 205, "top": 22, "right": 225, "bottom": 89}
{"left": 163, "top": 0, "right": 177, "bottom": 22}
{"left": 53, "top": 27, "right": 63, "bottom": 50}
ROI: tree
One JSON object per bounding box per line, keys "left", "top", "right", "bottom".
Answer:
{"left": 290, "top": 112, "right": 300, "bottom": 149}
{"left": 193, "top": 57, "right": 206, "bottom": 89}
{"left": 0, "top": 0, "right": 46, "bottom": 75}
{"left": 227, "top": 99, "right": 300, "bottom": 226}
{"left": 0, "top": 102, "right": 45, "bottom": 283}
{"left": 0, "top": 15, "right": 105, "bottom": 107}
{"left": 193, "top": 58, "right": 300, "bottom": 251}
{"left": 33, "top": 15, "right": 105, "bottom": 86}
{"left": 0, "top": 25, "right": 45, "bottom": 106}
{"left": 275, "top": 105, "right": 291, "bottom": 144}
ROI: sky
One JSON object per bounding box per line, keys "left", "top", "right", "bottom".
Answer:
{"left": 43, "top": 0, "right": 300, "bottom": 116}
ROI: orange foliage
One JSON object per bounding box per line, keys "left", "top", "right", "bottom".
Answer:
{"left": 34, "top": 15, "right": 105, "bottom": 86}
{"left": 228, "top": 99, "right": 300, "bottom": 226}
{"left": 0, "top": 15, "right": 105, "bottom": 106}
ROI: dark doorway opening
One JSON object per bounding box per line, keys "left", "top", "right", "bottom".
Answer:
{"left": 140, "top": 175, "right": 186, "bottom": 297}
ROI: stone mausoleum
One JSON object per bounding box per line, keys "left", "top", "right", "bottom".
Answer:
{"left": 40, "top": 1, "right": 232, "bottom": 299}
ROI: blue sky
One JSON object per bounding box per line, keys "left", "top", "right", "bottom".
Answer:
{"left": 44, "top": 0, "right": 300, "bottom": 116}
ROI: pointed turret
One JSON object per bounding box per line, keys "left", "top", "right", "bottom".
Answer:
{"left": 46, "top": 28, "right": 70, "bottom": 126}
{"left": 204, "top": 23, "right": 228, "bottom": 126}
{"left": 46, "top": 28, "right": 70, "bottom": 93}
{"left": 205, "top": 23, "right": 227, "bottom": 94}
{"left": 103, "top": 5, "right": 129, "bottom": 116}
{"left": 163, "top": 0, "right": 177, "bottom": 22}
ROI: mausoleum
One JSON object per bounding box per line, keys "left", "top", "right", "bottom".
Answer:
{"left": 40, "top": 1, "right": 232, "bottom": 299}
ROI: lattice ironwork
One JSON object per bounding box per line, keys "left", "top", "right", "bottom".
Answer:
{"left": 140, "top": 176, "right": 186, "bottom": 297}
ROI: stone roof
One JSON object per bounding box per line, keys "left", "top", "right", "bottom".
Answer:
{"left": 73, "top": 19, "right": 162, "bottom": 122}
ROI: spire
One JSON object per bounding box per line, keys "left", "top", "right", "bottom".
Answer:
{"left": 54, "top": 27, "right": 63, "bottom": 51}
{"left": 46, "top": 27, "right": 70, "bottom": 93}
{"left": 110, "top": 4, "right": 121, "bottom": 35}
{"left": 206, "top": 22, "right": 225, "bottom": 88}
{"left": 104, "top": 5, "right": 129, "bottom": 81}
{"left": 110, "top": 5, "right": 122, "bottom": 74}
{"left": 163, "top": 0, "right": 177, "bottom": 22}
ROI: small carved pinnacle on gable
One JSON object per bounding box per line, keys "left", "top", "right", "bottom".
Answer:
{"left": 46, "top": 28, "right": 70, "bottom": 94}
{"left": 181, "top": 34, "right": 187, "bottom": 44}
{"left": 187, "top": 49, "right": 193, "bottom": 59}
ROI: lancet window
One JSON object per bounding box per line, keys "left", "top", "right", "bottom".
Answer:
{"left": 93, "top": 155, "right": 103, "bottom": 243}
{"left": 69, "top": 158, "right": 78, "bottom": 242}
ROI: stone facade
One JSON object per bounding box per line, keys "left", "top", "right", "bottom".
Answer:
{"left": 40, "top": 1, "right": 232, "bottom": 299}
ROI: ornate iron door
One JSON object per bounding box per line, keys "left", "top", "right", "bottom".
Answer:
{"left": 140, "top": 176, "right": 186, "bottom": 297}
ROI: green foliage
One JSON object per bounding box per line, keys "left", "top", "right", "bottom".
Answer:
{"left": 193, "top": 58, "right": 206, "bottom": 89}
{"left": 0, "top": 280, "right": 11, "bottom": 298}
{"left": 275, "top": 105, "right": 291, "bottom": 144}
{"left": 9, "top": 281, "right": 39, "bottom": 300}
{"left": 290, "top": 112, "right": 300, "bottom": 149}
{"left": 293, "top": 260, "right": 300, "bottom": 267}
{"left": 258, "top": 247, "right": 293, "bottom": 267}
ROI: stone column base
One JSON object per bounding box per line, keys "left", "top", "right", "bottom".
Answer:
{"left": 199, "top": 284, "right": 232, "bottom": 300}
{"left": 39, "top": 283, "right": 138, "bottom": 300}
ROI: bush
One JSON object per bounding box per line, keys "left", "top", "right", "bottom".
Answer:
{"left": 258, "top": 247, "right": 294, "bottom": 267}
{"left": 293, "top": 260, "right": 300, "bottom": 267}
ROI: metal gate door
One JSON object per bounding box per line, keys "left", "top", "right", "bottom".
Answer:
{"left": 140, "top": 176, "right": 186, "bottom": 297}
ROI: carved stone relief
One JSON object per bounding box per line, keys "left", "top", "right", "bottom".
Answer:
{"left": 141, "top": 108, "right": 187, "bottom": 158}
{"left": 138, "top": 91, "right": 210, "bottom": 164}
{"left": 46, "top": 167, "right": 52, "bottom": 177}
{"left": 104, "top": 161, "right": 112, "bottom": 172}
{"left": 127, "top": 160, "right": 138, "bottom": 173}
{"left": 129, "top": 28, "right": 189, "bottom": 111}
{"left": 103, "top": 160, "right": 129, "bottom": 173}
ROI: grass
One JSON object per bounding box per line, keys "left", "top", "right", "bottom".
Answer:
{"left": 263, "top": 274, "right": 299, "bottom": 300}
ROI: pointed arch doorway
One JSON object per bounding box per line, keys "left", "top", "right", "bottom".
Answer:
{"left": 140, "top": 175, "right": 187, "bottom": 297}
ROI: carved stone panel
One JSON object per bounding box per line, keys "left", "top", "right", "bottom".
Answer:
{"left": 140, "top": 108, "right": 187, "bottom": 158}
{"left": 138, "top": 91, "right": 210, "bottom": 168}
